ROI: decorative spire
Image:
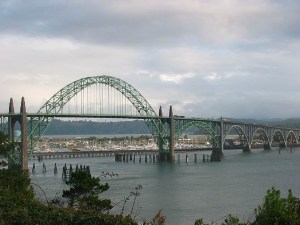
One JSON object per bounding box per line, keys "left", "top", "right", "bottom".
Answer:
{"left": 20, "top": 97, "right": 26, "bottom": 113}
{"left": 169, "top": 105, "right": 173, "bottom": 117}
{"left": 9, "top": 97, "right": 14, "bottom": 113}
{"left": 159, "top": 106, "right": 163, "bottom": 117}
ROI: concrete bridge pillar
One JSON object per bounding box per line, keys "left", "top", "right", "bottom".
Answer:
{"left": 20, "top": 97, "right": 28, "bottom": 170}
{"left": 8, "top": 98, "right": 15, "bottom": 142}
{"left": 220, "top": 117, "right": 224, "bottom": 152}
{"left": 211, "top": 149, "right": 221, "bottom": 161}
{"left": 243, "top": 145, "right": 251, "bottom": 152}
{"left": 7, "top": 97, "right": 28, "bottom": 170}
{"left": 210, "top": 119, "right": 223, "bottom": 161}
{"left": 279, "top": 142, "right": 286, "bottom": 148}
{"left": 168, "top": 105, "right": 175, "bottom": 162}
{"left": 263, "top": 142, "right": 271, "bottom": 150}
{"left": 158, "top": 106, "right": 166, "bottom": 161}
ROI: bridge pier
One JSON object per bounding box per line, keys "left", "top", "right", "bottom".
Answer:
{"left": 7, "top": 97, "right": 28, "bottom": 170}
{"left": 211, "top": 149, "right": 222, "bottom": 161}
{"left": 279, "top": 142, "right": 286, "bottom": 148}
{"left": 243, "top": 145, "right": 251, "bottom": 152}
{"left": 168, "top": 106, "right": 175, "bottom": 162}
{"left": 263, "top": 142, "right": 271, "bottom": 150}
{"left": 158, "top": 106, "right": 175, "bottom": 162}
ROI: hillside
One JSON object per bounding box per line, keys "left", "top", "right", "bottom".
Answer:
{"left": 43, "top": 117, "right": 300, "bottom": 136}
{"left": 45, "top": 119, "right": 150, "bottom": 135}
{"left": 2, "top": 118, "right": 299, "bottom": 136}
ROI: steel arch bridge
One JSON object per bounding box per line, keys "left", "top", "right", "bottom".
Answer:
{"left": 1, "top": 75, "right": 300, "bottom": 168}
{"left": 28, "top": 75, "right": 169, "bottom": 154}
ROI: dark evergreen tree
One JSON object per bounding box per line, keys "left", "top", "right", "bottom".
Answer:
{"left": 62, "top": 169, "right": 112, "bottom": 212}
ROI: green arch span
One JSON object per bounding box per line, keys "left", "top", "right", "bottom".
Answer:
{"left": 175, "top": 120, "right": 220, "bottom": 148}
{"left": 29, "top": 75, "right": 167, "bottom": 153}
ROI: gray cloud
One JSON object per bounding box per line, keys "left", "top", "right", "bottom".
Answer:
{"left": 0, "top": 0, "right": 300, "bottom": 119}
{"left": 2, "top": 0, "right": 300, "bottom": 47}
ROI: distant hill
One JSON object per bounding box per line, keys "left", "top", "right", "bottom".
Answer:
{"left": 268, "top": 118, "right": 300, "bottom": 128}
{"left": 45, "top": 119, "right": 150, "bottom": 135}
{"left": 225, "top": 117, "right": 300, "bottom": 128}
{"left": 3, "top": 117, "right": 300, "bottom": 136}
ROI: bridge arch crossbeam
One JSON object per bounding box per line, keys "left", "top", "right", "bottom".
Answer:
{"left": 174, "top": 120, "right": 220, "bottom": 149}
{"left": 29, "top": 75, "right": 168, "bottom": 153}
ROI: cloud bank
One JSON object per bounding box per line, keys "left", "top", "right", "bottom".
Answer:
{"left": 1, "top": 0, "right": 300, "bottom": 119}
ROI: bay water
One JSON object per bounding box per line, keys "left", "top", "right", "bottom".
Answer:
{"left": 29, "top": 148, "right": 300, "bottom": 225}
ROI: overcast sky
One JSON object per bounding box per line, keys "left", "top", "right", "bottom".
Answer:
{"left": 1, "top": 0, "right": 300, "bottom": 119}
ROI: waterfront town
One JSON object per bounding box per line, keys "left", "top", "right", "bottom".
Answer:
{"left": 35, "top": 135, "right": 213, "bottom": 153}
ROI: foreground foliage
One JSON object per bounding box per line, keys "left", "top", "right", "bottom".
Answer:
{"left": 2, "top": 168, "right": 300, "bottom": 225}
{"left": 62, "top": 169, "right": 112, "bottom": 211}
{"left": 0, "top": 132, "right": 14, "bottom": 169}
{"left": 0, "top": 169, "right": 137, "bottom": 225}
{"left": 194, "top": 187, "right": 300, "bottom": 225}
{"left": 254, "top": 187, "right": 300, "bottom": 225}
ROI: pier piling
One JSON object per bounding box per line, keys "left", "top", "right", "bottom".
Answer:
{"left": 54, "top": 163, "right": 58, "bottom": 175}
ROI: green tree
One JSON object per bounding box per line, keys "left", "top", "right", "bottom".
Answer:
{"left": 254, "top": 187, "right": 300, "bottom": 225}
{"left": 194, "top": 218, "right": 208, "bottom": 225}
{"left": 221, "top": 214, "right": 246, "bottom": 225}
{"left": 62, "top": 169, "right": 112, "bottom": 211}
{"left": 0, "top": 131, "right": 15, "bottom": 168}
{"left": 143, "top": 210, "right": 166, "bottom": 225}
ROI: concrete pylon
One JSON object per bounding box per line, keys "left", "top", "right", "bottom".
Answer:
{"left": 158, "top": 106, "right": 165, "bottom": 161}
{"left": 7, "top": 97, "right": 28, "bottom": 170}
{"left": 20, "top": 97, "right": 28, "bottom": 170}
{"left": 168, "top": 105, "right": 175, "bottom": 162}
{"left": 8, "top": 98, "right": 15, "bottom": 143}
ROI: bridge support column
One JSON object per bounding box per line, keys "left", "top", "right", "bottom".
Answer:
{"left": 211, "top": 149, "right": 221, "bottom": 161}
{"left": 279, "top": 142, "right": 286, "bottom": 148}
{"left": 7, "top": 97, "right": 28, "bottom": 170}
{"left": 220, "top": 117, "right": 224, "bottom": 153}
{"left": 243, "top": 145, "right": 251, "bottom": 152}
{"left": 263, "top": 142, "right": 271, "bottom": 150}
{"left": 210, "top": 121, "right": 223, "bottom": 161}
{"left": 158, "top": 106, "right": 166, "bottom": 161}
{"left": 168, "top": 106, "right": 175, "bottom": 162}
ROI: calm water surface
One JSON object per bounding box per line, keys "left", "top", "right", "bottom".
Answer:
{"left": 30, "top": 148, "right": 300, "bottom": 225}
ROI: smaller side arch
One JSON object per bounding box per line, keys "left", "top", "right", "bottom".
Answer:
{"left": 175, "top": 120, "right": 221, "bottom": 149}
{"left": 251, "top": 128, "right": 271, "bottom": 150}
{"left": 286, "top": 130, "right": 297, "bottom": 145}
{"left": 271, "top": 129, "right": 286, "bottom": 148}
{"left": 224, "top": 125, "right": 250, "bottom": 151}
